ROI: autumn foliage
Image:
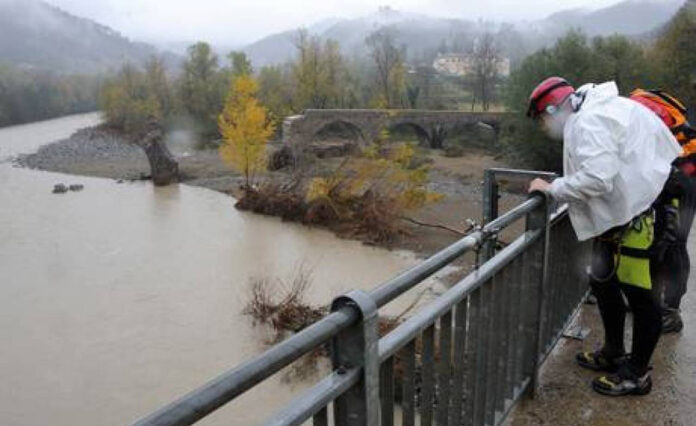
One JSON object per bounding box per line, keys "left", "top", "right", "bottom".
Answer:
{"left": 237, "top": 138, "right": 443, "bottom": 244}
{"left": 218, "top": 75, "right": 276, "bottom": 188}
{"left": 306, "top": 142, "right": 442, "bottom": 221}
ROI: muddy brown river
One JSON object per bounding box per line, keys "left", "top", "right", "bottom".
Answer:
{"left": 0, "top": 113, "right": 446, "bottom": 425}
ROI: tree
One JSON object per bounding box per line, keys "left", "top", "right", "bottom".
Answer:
{"left": 145, "top": 56, "right": 173, "bottom": 118}
{"left": 501, "top": 30, "right": 658, "bottom": 171}
{"left": 470, "top": 32, "right": 501, "bottom": 111}
{"left": 179, "top": 42, "right": 226, "bottom": 137}
{"left": 305, "top": 141, "right": 443, "bottom": 242}
{"left": 408, "top": 65, "right": 438, "bottom": 109}
{"left": 365, "top": 28, "right": 406, "bottom": 108}
{"left": 218, "top": 75, "right": 275, "bottom": 189}
{"left": 291, "top": 30, "right": 349, "bottom": 110}
{"left": 590, "top": 35, "right": 650, "bottom": 94}
{"left": 406, "top": 85, "right": 420, "bottom": 109}
{"left": 322, "top": 40, "right": 345, "bottom": 107}
{"left": 292, "top": 29, "right": 325, "bottom": 109}
{"left": 100, "top": 63, "right": 161, "bottom": 134}
{"left": 548, "top": 30, "right": 594, "bottom": 84}
{"left": 503, "top": 31, "right": 625, "bottom": 170}
{"left": 258, "top": 64, "right": 295, "bottom": 125}
{"left": 0, "top": 63, "right": 100, "bottom": 127}
{"left": 228, "top": 51, "right": 253, "bottom": 77}
{"left": 650, "top": 0, "right": 696, "bottom": 116}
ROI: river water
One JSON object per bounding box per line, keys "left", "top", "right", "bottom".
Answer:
{"left": 0, "top": 113, "right": 446, "bottom": 425}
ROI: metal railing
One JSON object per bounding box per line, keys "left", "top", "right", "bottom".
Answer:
{"left": 132, "top": 169, "right": 590, "bottom": 426}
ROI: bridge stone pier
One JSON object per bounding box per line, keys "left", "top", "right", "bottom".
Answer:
{"left": 282, "top": 109, "right": 507, "bottom": 150}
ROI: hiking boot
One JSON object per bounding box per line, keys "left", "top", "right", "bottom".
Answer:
{"left": 576, "top": 349, "right": 625, "bottom": 372}
{"left": 662, "top": 309, "right": 684, "bottom": 334}
{"left": 592, "top": 365, "right": 652, "bottom": 396}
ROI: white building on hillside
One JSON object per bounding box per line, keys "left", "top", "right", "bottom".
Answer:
{"left": 433, "top": 53, "right": 510, "bottom": 78}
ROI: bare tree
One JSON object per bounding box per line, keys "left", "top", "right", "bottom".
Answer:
{"left": 365, "top": 28, "right": 405, "bottom": 108}
{"left": 470, "top": 32, "right": 501, "bottom": 111}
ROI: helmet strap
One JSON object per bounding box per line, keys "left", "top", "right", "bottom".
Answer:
{"left": 570, "top": 91, "right": 586, "bottom": 113}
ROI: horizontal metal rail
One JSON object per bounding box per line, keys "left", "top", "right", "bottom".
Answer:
{"left": 484, "top": 167, "right": 557, "bottom": 179}
{"left": 370, "top": 196, "right": 541, "bottom": 306}
{"left": 264, "top": 368, "right": 361, "bottom": 426}
{"left": 263, "top": 227, "right": 544, "bottom": 426}
{"left": 378, "top": 229, "right": 542, "bottom": 362}
{"left": 132, "top": 308, "right": 358, "bottom": 426}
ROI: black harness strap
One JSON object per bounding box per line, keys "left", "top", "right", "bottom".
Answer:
{"left": 620, "top": 247, "right": 652, "bottom": 259}
{"left": 648, "top": 89, "right": 688, "bottom": 115}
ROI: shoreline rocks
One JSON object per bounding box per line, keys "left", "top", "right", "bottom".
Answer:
{"left": 52, "top": 183, "right": 84, "bottom": 194}
{"left": 52, "top": 183, "right": 68, "bottom": 194}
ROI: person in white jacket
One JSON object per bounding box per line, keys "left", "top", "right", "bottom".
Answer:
{"left": 526, "top": 77, "right": 682, "bottom": 396}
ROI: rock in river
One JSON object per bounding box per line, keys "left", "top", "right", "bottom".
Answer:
{"left": 52, "top": 183, "right": 68, "bottom": 194}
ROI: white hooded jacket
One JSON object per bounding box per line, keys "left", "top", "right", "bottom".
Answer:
{"left": 548, "top": 82, "right": 682, "bottom": 241}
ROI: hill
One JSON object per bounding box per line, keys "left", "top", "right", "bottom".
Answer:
{"left": 538, "top": 0, "right": 684, "bottom": 37}
{"left": 242, "top": 1, "right": 685, "bottom": 68}
{"left": 0, "top": 0, "right": 179, "bottom": 74}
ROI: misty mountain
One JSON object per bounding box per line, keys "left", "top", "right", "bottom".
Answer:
{"left": 242, "top": 0, "right": 685, "bottom": 68}
{"left": 0, "top": 0, "right": 179, "bottom": 74}
{"left": 537, "top": 0, "right": 684, "bottom": 37}
{"left": 242, "top": 7, "right": 482, "bottom": 67}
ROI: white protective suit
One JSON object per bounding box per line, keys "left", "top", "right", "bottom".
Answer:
{"left": 548, "top": 82, "right": 682, "bottom": 241}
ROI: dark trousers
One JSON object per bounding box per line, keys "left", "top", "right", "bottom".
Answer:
{"left": 653, "top": 171, "right": 696, "bottom": 311}
{"left": 654, "top": 244, "right": 690, "bottom": 310}
{"left": 590, "top": 238, "right": 662, "bottom": 376}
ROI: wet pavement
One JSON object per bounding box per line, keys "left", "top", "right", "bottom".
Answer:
{"left": 506, "top": 230, "right": 696, "bottom": 426}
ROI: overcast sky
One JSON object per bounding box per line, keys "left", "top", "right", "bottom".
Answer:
{"left": 46, "top": 0, "right": 626, "bottom": 46}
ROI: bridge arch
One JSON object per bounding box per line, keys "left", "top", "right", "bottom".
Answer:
{"left": 282, "top": 109, "right": 508, "bottom": 151}
{"left": 384, "top": 121, "right": 430, "bottom": 145}
{"left": 311, "top": 120, "right": 366, "bottom": 144}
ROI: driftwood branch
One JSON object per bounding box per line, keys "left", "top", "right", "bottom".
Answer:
{"left": 400, "top": 216, "right": 474, "bottom": 236}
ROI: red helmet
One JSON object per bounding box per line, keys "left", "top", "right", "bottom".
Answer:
{"left": 527, "top": 77, "right": 575, "bottom": 119}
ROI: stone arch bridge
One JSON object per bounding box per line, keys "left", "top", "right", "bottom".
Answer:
{"left": 282, "top": 109, "right": 508, "bottom": 149}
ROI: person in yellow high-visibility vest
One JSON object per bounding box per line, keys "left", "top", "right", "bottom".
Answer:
{"left": 630, "top": 88, "right": 696, "bottom": 333}
{"left": 526, "top": 77, "right": 681, "bottom": 396}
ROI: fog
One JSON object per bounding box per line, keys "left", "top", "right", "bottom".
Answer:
{"left": 44, "top": 0, "right": 627, "bottom": 46}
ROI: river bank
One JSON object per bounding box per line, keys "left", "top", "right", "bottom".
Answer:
{"left": 16, "top": 125, "right": 526, "bottom": 260}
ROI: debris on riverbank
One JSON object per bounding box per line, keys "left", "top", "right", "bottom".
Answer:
{"left": 242, "top": 265, "right": 409, "bottom": 383}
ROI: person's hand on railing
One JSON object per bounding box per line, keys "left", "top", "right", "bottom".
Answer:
{"left": 528, "top": 178, "right": 551, "bottom": 194}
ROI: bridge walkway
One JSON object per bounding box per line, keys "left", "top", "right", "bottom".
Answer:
{"left": 507, "top": 227, "right": 696, "bottom": 426}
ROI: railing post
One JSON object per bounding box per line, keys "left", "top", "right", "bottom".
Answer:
{"left": 330, "top": 290, "right": 380, "bottom": 426}
{"left": 523, "top": 191, "right": 550, "bottom": 398}
{"left": 482, "top": 169, "right": 499, "bottom": 262}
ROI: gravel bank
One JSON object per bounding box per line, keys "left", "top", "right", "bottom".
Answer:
{"left": 17, "top": 126, "right": 239, "bottom": 184}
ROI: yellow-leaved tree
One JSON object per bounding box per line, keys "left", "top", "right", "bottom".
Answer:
{"left": 218, "top": 75, "right": 275, "bottom": 189}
